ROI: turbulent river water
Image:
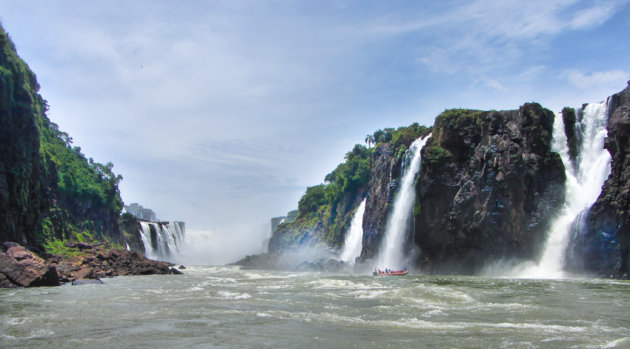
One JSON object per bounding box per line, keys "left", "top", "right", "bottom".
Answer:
{"left": 2, "top": 266, "right": 629, "bottom": 348}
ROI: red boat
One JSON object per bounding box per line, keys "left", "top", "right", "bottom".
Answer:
{"left": 373, "top": 268, "right": 408, "bottom": 276}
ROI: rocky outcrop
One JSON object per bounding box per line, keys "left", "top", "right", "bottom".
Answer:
{"left": 562, "top": 106, "right": 581, "bottom": 171}
{"left": 0, "top": 242, "right": 60, "bottom": 287}
{"left": 119, "top": 212, "right": 146, "bottom": 254}
{"left": 47, "top": 242, "right": 182, "bottom": 283}
{"left": 360, "top": 143, "right": 403, "bottom": 259}
{"left": 413, "top": 105, "right": 566, "bottom": 273}
{"left": 567, "top": 82, "right": 630, "bottom": 278}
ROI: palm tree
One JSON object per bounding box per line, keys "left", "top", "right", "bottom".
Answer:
{"left": 365, "top": 134, "right": 375, "bottom": 149}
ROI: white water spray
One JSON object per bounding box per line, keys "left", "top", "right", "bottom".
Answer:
{"left": 516, "top": 101, "right": 612, "bottom": 278}
{"left": 339, "top": 199, "right": 367, "bottom": 265}
{"left": 377, "top": 134, "right": 431, "bottom": 269}
{"left": 139, "top": 221, "right": 186, "bottom": 262}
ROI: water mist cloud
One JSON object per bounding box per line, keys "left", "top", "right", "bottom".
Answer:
{"left": 177, "top": 226, "right": 269, "bottom": 266}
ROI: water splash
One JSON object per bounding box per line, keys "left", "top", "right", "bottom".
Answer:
{"left": 377, "top": 134, "right": 431, "bottom": 269}
{"left": 339, "top": 199, "right": 367, "bottom": 265}
{"left": 139, "top": 221, "right": 186, "bottom": 261}
{"left": 515, "top": 101, "right": 611, "bottom": 278}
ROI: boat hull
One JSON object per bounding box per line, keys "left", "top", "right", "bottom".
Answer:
{"left": 373, "top": 270, "right": 408, "bottom": 276}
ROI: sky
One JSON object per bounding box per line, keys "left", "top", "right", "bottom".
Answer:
{"left": 1, "top": 0, "right": 629, "bottom": 263}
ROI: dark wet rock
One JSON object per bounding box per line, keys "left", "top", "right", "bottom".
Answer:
{"left": 562, "top": 107, "right": 581, "bottom": 171}
{"left": 567, "top": 84, "right": 630, "bottom": 279}
{"left": 295, "top": 258, "right": 345, "bottom": 272}
{"left": 0, "top": 242, "right": 60, "bottom": 287}
{"left": 414, "top": 105, "right": 566, "bottom": 274}
{"left": 46, "top": 242, "right": 182, "bottom": 283}
{"left": 0, "top": 272, "right": 17, "bottom": 288}
{"left": 361, "top": 143, "right": 401, "bottom": 259}
{"left": 72, "top": 278, "right": 104, "bottom": 285}
{"left": 233, "top": 253, "right": 280, "bottom": 270}
{"left": 178, "top": 265, "right": 186, "bottom": 270}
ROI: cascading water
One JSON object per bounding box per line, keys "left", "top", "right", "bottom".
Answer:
{"left": 377, "top": 134, "right": 431, "bottom": 269}
{"left": 516, "top": 100, "right": 612, "bottom": 278}
{"left": 139, "top": 221, "right": 186, "bottom": 262}
{"left": 339, "top": 198, "right": 367, "bottom": 266}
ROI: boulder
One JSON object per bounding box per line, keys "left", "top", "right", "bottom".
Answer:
{"left": 46, "top": 242, "right": 183, "bottom": 282}
{"left": 71, "top": 278, "right": 104, "bottom": 286}
{"left": 0, "top": 242, "right": 60, "bottom": 287}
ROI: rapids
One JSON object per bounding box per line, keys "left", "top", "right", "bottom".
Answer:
{"left": 2, "top": 267, "right": 629, "bottom": 348}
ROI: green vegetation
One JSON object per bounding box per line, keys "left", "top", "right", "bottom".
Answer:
{"left": 425, "top": 145, "right": 452, "bottom": 164}
{"left": 42, "top": 239, "right": 85, "bottom": 257}
{"left": 0, "top": 25, "right": 124, "bottom": 252}
{"left": 37, "top": 113, "right": 124, "bottom": 242}
{"left": 272, "top": 123, "right": 430, "bottom": 250}
{"left": 435, "top": 108, "right": 483, "bottom": 130}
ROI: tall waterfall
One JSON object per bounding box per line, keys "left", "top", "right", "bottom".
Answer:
{"left": 377, "top": 134, "right": 431, "bottom": 269}
{"left": 517, "top": 100, "right": 612, "bottom": 278}
{"left": 339, "top": 198, "right": 367, "bottom": 266}
{"left": 139, "top": 221, "right": 186, "bottom": 262}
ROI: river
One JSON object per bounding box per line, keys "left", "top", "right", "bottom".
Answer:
{"left": 1, "top": 266, "right": 629, "bottom": 348}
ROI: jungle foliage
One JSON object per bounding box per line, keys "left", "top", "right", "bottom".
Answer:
{"left": 0, "top": 26, "right": 124, "bottom": 250}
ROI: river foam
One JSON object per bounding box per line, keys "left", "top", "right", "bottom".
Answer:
{"left": 1, "top": 266, "right": 628, "bottom": 348}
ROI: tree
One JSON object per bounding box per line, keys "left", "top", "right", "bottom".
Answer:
{"left": 364, "top": 134, "right": 375, "bottom": 149}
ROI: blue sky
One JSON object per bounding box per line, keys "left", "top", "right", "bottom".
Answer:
{"left": 1, "top": 0, "right": 628, "bottom": 262}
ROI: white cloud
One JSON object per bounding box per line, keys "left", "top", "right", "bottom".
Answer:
{"left": 472, "top": 77, "right": 508, "bottom": 92}
{"left": 569, "top": 3, "right": 618, "bottom": 29}
{"left": 407, "top": 0, "right": 626, "bottom": 77}
{"left": 567, "top": 70, "right": 629, "bottom": 88}
{"left": 415, "top": 47, "right": 460, "bottom": 75}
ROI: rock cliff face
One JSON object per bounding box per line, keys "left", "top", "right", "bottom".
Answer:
{"left": 0, "top": 28, "right": 50, "bottom": 248}
{"left": 413, "top": 105, "right": 566, "bottom": 273}
{"left": 360, "top": 143, "right": 403, "bottom": 259}
{"left": 0, "top": 25, "right": 126, "bottom": 251}
{"left": 566, "top": 83, "right": 630, "bottom": 278}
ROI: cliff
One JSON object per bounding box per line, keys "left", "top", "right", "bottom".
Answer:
{"left": 566, "top": 82, "right": 630, "bottom": 278}
{"left": 413, "top": 105, "right": 566, "bottom": 273}
{"left": 0, "top": 27, "right": 51, "bottom": 249}
{"left": 267, "top": 144, "right": 372, "bottom": 254}
{"left": 239, "top": 125, "right": 429, "bottom": 269}
{"left": 0, "top": 26, "right": 126, "bottom": 252}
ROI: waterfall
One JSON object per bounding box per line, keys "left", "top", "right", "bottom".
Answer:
{"left": 516, "top": 100, "right": 612, "bottom": 278}
{"left": 377, "top": 134, "right": 431, "bottom": 269}
{"left": 339, "top": 198, "right": 367, "bottom": 265}
{"left": 138, "top": 221, "right": 186, "bottom": 262}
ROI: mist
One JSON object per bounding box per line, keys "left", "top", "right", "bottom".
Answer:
{"left": 175, "top": 224, "right": 270, "bottom": 266}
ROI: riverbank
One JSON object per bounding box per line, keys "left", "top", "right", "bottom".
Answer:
{"left": 0, "top": 242, "right": 182, "bottom": 288}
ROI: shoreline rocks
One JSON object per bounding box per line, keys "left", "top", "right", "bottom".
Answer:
{"left": 0, "top": 242, "right": 60, "bottom": 288}
{"left": 0, "top": 241, "right": 183, "bottom": 288}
